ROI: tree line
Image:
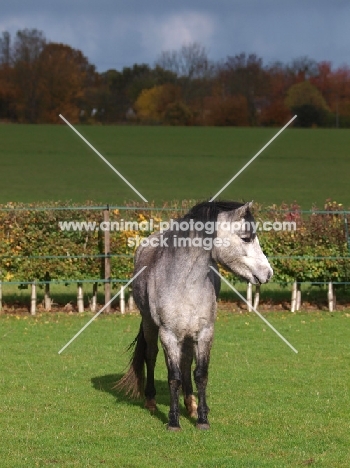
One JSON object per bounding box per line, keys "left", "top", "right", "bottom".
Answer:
{"left": 1, "top": 28, "right": 350, "bottom": 127}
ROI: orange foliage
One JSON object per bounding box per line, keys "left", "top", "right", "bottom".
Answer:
{"left": 259, "top": 100, "right": 291, "bottom": 126}
{"left": 311, "top": 62, "right": 350, "bottom": 116}
{"left": 38, "top": 43, "right": 98, "bottom": 123}
{"left": 203, "top": 95, "right": 249, "bottom": 126}
{"left": 0, "top": 35, "right": 98, "bottom": 123}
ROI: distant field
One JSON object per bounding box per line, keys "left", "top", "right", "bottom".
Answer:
{"left": 0, "top": 124, "right": 349, "bottom": 208}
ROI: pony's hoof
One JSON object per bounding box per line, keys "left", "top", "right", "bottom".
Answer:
{"left": 196, "top": 423, "right": 210, "bottom": 430}
{"left": 167, "top": 425, "right": 181, "bottom": 432}
{"left": 145, "top": 399, "right": 157, "bottom": 413}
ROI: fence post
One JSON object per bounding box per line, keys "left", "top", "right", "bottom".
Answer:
{"left": 344, "top": 214, "right": 350, "bottom": 252}
{"left": 77, "top": 282, "right": 84, "bottom": 313}
{"left": 247, "top": 282, "right": 252, "bottom": 312}
{"left": 296, "top": 283, "right": 301, "bottom": 311}
{"left": 291, "top": 280, "right": 297, "bottom": 312}
{"left": 30, "top": 281, "right": 37, "bottom": 316}
{"left": 44, "top": 272, "right": 51, "bottom": 311}
{"left": 253, "top": 284, "right": 260, "bottom": 310}
{"left": 91, "top": 282, "right": 98, "bottom": 313}
{"left": 128, "top": 286, "right": 135, "bottom": 311}
{"left": 104, "top": 206, "right": 111, "bottom": 312}
{"left": 120, "top": 285, "right": 125, "bottom": 314}
{"left": 328, "top": 281, "right": 335, "bottom": 312}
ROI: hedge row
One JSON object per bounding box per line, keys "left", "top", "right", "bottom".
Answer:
{"left": 258, "top": 201, "right": 350, "bottom": 284}
{"left": 0, "top": 200, "right": 349, "bottom": 286}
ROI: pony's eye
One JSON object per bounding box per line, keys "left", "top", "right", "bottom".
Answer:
{"left": 241, "top": 237, "right": 251, "bottom": 243}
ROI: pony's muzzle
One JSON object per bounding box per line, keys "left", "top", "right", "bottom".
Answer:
{"left": 250, "top": 263, "right": 273, "bottom": 284}
{"left": 258, "top": 265, "right": 273, "bottom": 284}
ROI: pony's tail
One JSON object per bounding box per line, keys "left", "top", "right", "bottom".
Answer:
{"left": 114, "top": 322, "right": 146, "bottom": 399}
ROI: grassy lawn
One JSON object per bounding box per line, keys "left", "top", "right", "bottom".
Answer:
{"left": 1, "top": 123, "right": 349, "bottom": 466}
{"left": 1, "top": 311, "right": 349, "bottom": 467}
{"left": 0, "top": 125, "right": 349, "bottom": 208}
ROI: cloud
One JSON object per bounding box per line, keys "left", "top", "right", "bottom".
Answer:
{"left": 104, "top": 11, "right": 215, "bottom": 69}
{"left": 149, "top": 12, "right": 215, "bottom": 52}
{"left": 1, "top": 0, "right": 350, "bottom": 71}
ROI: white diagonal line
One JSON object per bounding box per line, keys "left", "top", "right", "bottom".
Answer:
{"left": 59, "top": 114, "right": 148, "bottom": 203}
{"left": 58, "top": 266, "right": 147, "bottom": 354}
{"left": 209, "top": 115, "right": 297, "bottom": 201}
{"left": 210, "top": 267, "right": 298, "bottom": 354}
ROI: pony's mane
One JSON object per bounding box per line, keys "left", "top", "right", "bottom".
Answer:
{"left": 162, "top": 200, "right": 251, "bottom": 249}
{"left": 183, "top": 200, "right": 246, "bottom": 224}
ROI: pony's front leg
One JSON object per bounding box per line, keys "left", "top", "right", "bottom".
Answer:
{"left": 168, "top": 374, "right": 181, "bottom": 430}
{"left": 194, "top": 327, "right": 213, "bottom": 430}
{"left": 159, "top": 327, "right": 182, "bottom": 431}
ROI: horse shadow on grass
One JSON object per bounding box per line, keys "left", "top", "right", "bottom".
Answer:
{"left": 91, "top": 373, "right": 198, "bottom": 427}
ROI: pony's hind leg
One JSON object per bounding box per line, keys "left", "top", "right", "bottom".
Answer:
{"left": 181, "top": 337, "right": 198, "bottom": 419}
{"left": 143, "top": 319, "right": 159, "bottom": 412}
{"left": 193, "top": 326, "right": 214, "bottom": 430}
{"left": 159, "top": 327, "right": 182, "bottom": 430}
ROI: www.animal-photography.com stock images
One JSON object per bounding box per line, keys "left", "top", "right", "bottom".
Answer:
{"left": 1, "top": 2, "right": 350, "bottom": 467}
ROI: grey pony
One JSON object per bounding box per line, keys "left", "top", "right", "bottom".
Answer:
{"left": 116, "top": 200, "right": 273, "bottom": 430}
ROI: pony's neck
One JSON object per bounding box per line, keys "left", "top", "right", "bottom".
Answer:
{"left": 170, "top": 246, "right": 213, "bottom": 282}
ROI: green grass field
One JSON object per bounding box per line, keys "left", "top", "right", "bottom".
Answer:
{"left": 0, "top": 124, "right": 349, "bottom": 208}
{"left": 1, "top": 311, "right": 349, "bottom": 467}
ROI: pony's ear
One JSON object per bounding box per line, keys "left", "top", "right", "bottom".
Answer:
{"left": 235, "top": 201, "right": 253, "bottom": 218}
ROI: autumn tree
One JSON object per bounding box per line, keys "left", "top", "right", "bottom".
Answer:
{"left": 0, "top": 29, "right": 98, "bottom": 123}
{"left": 0, "top": 32, "right": 16, "bottom": 120}
{"left": 96, "top": 65, "right": 176, "bottom": 122}
{"left": 134, "top": 84, "right": 188, "bottom": 124}
{"left": 331, "top": 66, "right": 350, "bottom": 127}
{"left": 156, "top": 42, "right": 214, "bottom": 107}
{"left": 286, "top": 56, "right": 319, "bottom": 82}
{"left": 157, "top": 42, "right": 211, "bottom": 79}
{"left": 285, "top": 80, "right": 330, "bottom": 127}
{"left": 218, "top": 53, "right": 270, "bottom": 125}
{"left": 12, "top": 29, "right": 47, "bottom": 122}
{"left": 259, "top": 62, "right": 292, "bottom": 125}
{"left": 134, "top": 85, "right": 165, "bottom": 122}
{"left": 203, "top": 94, "right": 249, "bottom": 126}
{"left": 38, "top": 43, "right": 98, "bottom": 123}
{"left": 311, "top": 62, "right": 350, "bottom": 127}
{"left": 163, "top": 101, "right": 193, "bottom": 125}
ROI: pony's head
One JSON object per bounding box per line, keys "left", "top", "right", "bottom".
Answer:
{"left": 166, "top": 200, "right": 273, "bottom": 284}
{"left": 212, "top": 201, "right": 273, "bottom": 284}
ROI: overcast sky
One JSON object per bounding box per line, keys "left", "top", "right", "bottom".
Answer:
{"left": 1, "top": 0, "right": 350, "bottom": 72}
